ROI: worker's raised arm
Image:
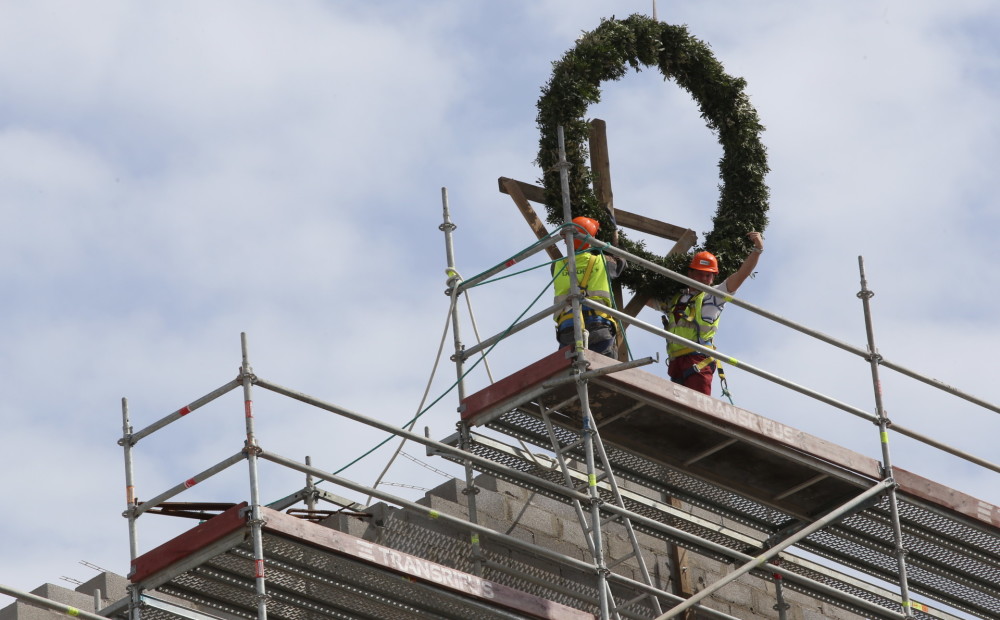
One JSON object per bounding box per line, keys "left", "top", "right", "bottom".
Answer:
{"left": 723, "top": 231, "right": 764, "bottom": 293}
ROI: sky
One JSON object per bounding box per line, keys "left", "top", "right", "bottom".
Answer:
{"left": 1, "top": 0, "right": 999, "bottom": 610}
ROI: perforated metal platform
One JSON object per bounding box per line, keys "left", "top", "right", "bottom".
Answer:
{"left": 455, "top": 350, "right": 1000, "bottom": 620}
{"left": 130, "top": 504, "right": 595, "bottom": 620}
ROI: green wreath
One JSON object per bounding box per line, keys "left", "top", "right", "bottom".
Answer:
{"left": 536, "top": 14, "right": 769, "bottom": 301}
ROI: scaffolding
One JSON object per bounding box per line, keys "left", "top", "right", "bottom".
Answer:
{"left": 4, "top": 131, "right": 998, "bottom": 620}
{"left": 100, "top": 288, "right": 996, "bottom": 620}
{"left": 435, "top": 125, "right": 1000, "bottom": 620}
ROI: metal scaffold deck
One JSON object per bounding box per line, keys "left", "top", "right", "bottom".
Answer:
{"left": 440, "top": 348, "right": 1000, "bottom": 620}
{"left": 127, "top": 502, "right": 593, "bottom": 620}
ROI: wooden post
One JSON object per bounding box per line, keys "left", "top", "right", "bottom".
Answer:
{"left": 589, "top": 119, "right": 630, "bottom": 360}
{"left": 589, "top": 119, "right": 614, "bottom": 232}
{"left": 667, "top": 496, "right": 695, "bottom": 614}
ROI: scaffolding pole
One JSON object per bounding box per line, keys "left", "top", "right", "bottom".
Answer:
{"left": 457, "top": 301, "right": 564, "bottom": 360}
{"left": 239, "top": 333, "right": 269, "bottom": 620}
{"left": 441, "top": 187, "right": 486, "bottom": 576}
{"left": 119, "top": 397, "right": 141, "bottom": 620}
{"left": 132, "top": 451, "right": 246, "bottom": 517}
{"left": 554, "top": 124, "right": 613, "bottom": 618}
{"left": 0, "top": 584, "right": 110, "bottom": 620}
{"left": 456, "top": 233, "right": 563, "bottom": 293}
{"left": 130, "top": 379, "right": 242, "bottom": 444}
{"left": 550, "top": 124, "right": 664, "bottom": 618}
{"left": 120, "top": 397, "right": 139, "bottom": 562}
{"left": 858, "top": 256, "right": 915, "bottom": 618}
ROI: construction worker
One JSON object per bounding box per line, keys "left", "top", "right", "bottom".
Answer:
{"left": 553, "top": 216, "right": 625, "bottom": 358}
{"left": 661, "top": 231, "right": 764, "bottom": 394}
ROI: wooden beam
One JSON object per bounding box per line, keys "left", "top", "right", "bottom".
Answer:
{"left": 498, "top": 177, "right": 546, "bottom": 204}
{"left": 589, "top": 119, "right": 614, "bottom": 215}
{"left": 669, "top": 229, "right": 698, "bottom": 256}
{"left": 587, "top": 120, "right": 629, "bottom": 359}
{"left": 667, "top": 498, "right": 695, "bottom": 602}
{"left": 615, "top": 209, "right": 694, "bottom": 242}
{"left": 496, "top": 177, "right": 696, "bottom": 246}
{"left": 623, "top": 293, "right": 651, "bottom": 318}
{"left": 500, "top": 177, "right": 563, "bottom": 261}
{"left": 622, "top": 229, "right": 695, "bottom": 314}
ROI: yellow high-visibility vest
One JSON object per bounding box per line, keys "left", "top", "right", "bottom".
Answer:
{"left": 553, "top": 252, "right": 615, "bottom": 327}
{"left": 664, "top": 290, "right": 720, "bottom": 358}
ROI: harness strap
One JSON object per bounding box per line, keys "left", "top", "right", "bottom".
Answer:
{"left": 579, "top": 253, "right": 598, "bottom": 290}
{"left": 680, "top": 355, "right": 716, "bottom": 381}
{"left": 717, "top": 364, "right": 734, "bottom": 404}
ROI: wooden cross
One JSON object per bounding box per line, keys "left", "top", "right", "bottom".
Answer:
{"left": 498, "top": 118, "right": 697, "bottom": 360}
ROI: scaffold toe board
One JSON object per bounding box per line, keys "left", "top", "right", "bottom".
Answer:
{"left": 130, "top": 503, "right": 595, "bottom": 620}
{"left": 458, "top": 349, "right": 1000, "bottom": 619}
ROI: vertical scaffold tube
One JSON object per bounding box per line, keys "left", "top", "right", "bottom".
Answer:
{"left": 557, "top": 125, "right": 611, "bottom": 618}
{"left": 120, "top": 398, "right": 141, "bottom": 620}
{"left": 441, "top": 188, "right": 466, "bottom": 403}
{"left": 121, "top": 397, "right": 139, "bottom": 563}
{"left": 857, "top": 257, "right": 914, "bottom": 618}
{"left": 240, "top": 333, "right": 269, "bottom": 620}
{"left": 440, "top": 188, "right": 483, "bottom": 575}
{"left": 772, "top": 565, "right": 789, "bottom": 620}
{"left": 557, "top": 126, "right": 587, "bottom": 357}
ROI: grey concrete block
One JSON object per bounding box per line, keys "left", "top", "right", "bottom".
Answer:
{"left": 697, "top": 597, "right": 732, "bottom": 617}
{"left": 605, "top": 532, "right": 636, "bottom": 564}
{"left": 320, "top": 512, "right": 373, "bottom": 538}
{"left": 0, "top": 586, "right": 95, "bottom": 620}
{"left": 473, "top": 473, "right": 502, "bottom": 492}
{"left": 76, "top": 572, "right": 128, "bottom": 607}
{"left": 532, "top": 531, "right": 588, "bottom": 562}
{"left": 27, "top": 586, "right": 92, "bottom": 611}
{"left": 0, "top": 601, "right": 63, "bottom": 620}
{"left": 802, "top": 607, "right": 829, "bottom": 620}
{"left": 472, "top": 485, "right": 507, "bottom": 518}
{"left": 722, "top": 581, "right": 755, "bottom": 611}
{"left": 507, "top": 502, "right": 560, "bottom": 538}
{"left": 524, "top": 491, "right": 575, "bottom": 518}
{"left": 556, "top": 515, "right": 591, "bottom": 549}
{"left": 503, "top": 524, "right": 536, "bottom": 546}
{"left": 416, "top": 494, "right": 469, "bottom": 521}
{"left": 475, "top": 475, "right": 530, "bottom": 501}
{"left": 421, "top": 478, "right": 466, "bottom": 504}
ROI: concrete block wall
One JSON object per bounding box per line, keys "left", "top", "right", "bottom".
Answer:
{"left": 327, "top": 473, "right": 870, "bottom": 620}
{"left": 0, "top": 572, "right": 129, "bottom": 620}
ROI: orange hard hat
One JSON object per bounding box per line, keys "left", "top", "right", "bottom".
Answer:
{"left": 689, "top": 251, "right": 719, "bottom": 273}
{"left": 571, "top": 216, "right": 600, "bottom": 250}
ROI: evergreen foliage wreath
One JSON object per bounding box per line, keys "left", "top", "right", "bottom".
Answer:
{"left": 537, "top": 14, "right": 770, "bottom": 301}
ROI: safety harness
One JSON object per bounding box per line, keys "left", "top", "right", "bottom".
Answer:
{"left": 663, "top": 289, "right": 733, "bottom": 402}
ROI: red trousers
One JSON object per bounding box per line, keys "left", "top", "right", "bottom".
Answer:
{"left": 668, "top": 354, "right": 715, "bottom": 395}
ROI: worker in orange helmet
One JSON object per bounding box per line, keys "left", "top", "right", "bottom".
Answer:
{"left": 660, "top": 231, "right": 764, "bottom": 395}
{"left": 552, "top": 216, "right": 625, "bottom": 358}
